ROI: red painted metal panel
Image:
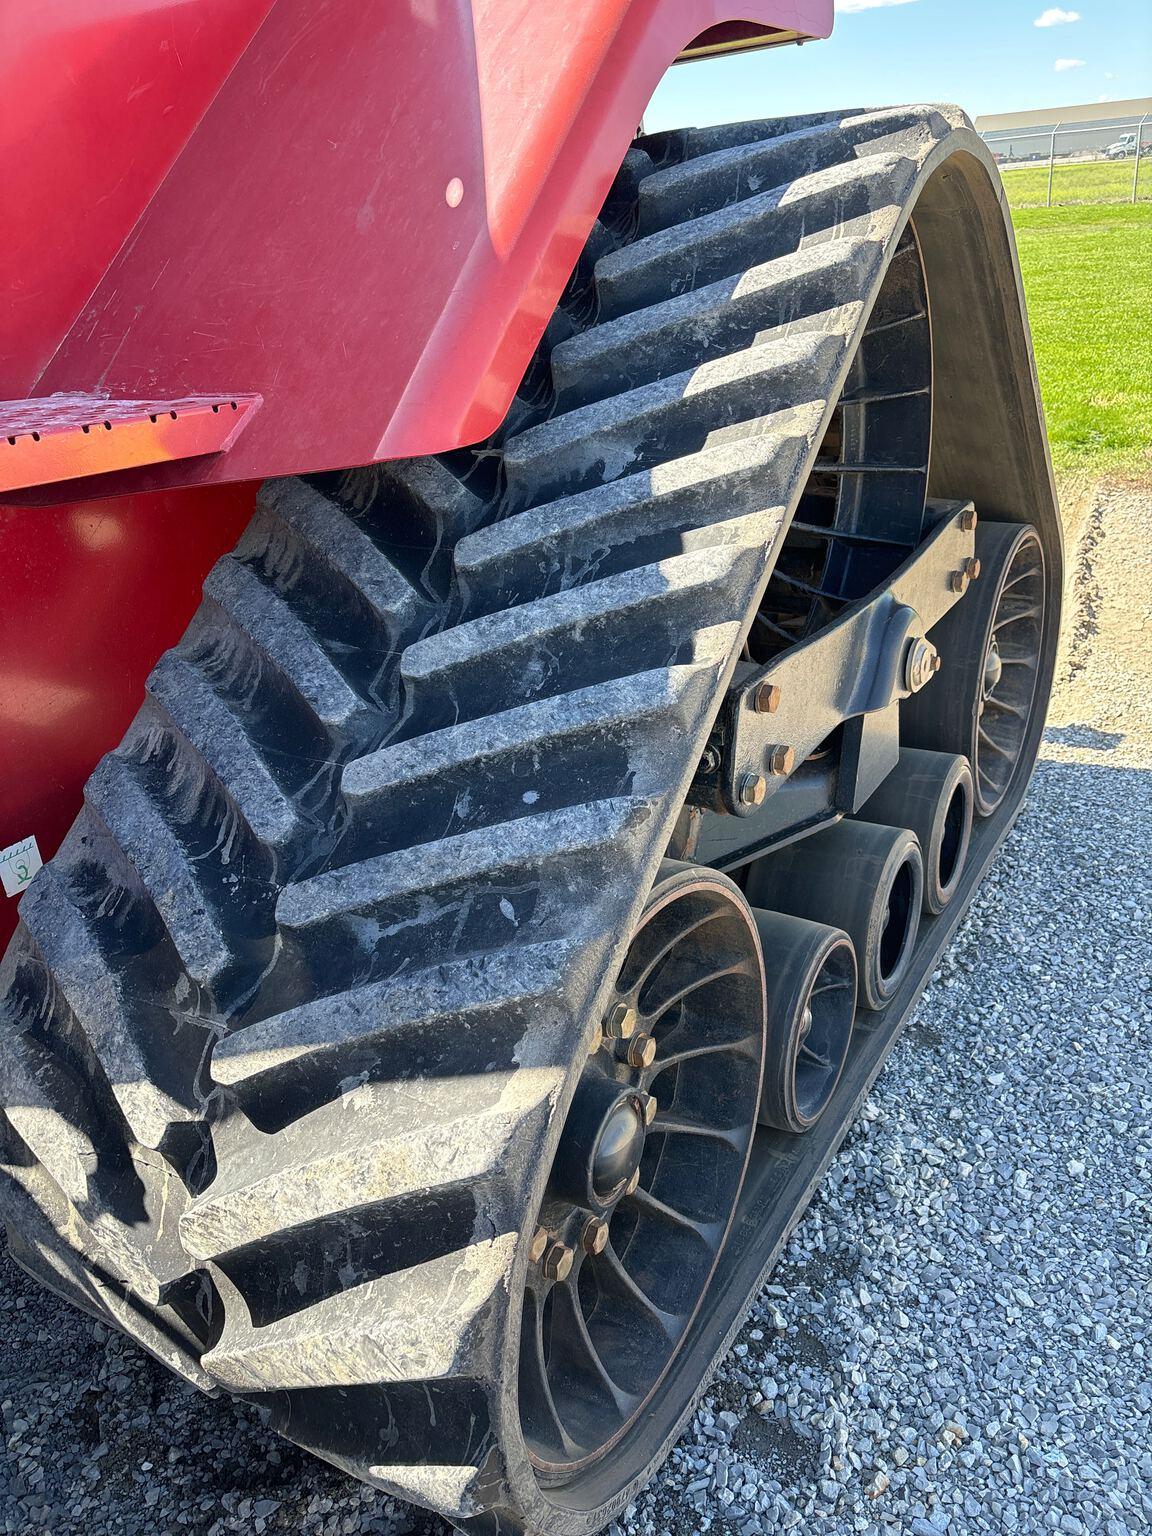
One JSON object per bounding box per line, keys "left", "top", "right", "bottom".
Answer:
{"left": 29, "top": 1, "right": 834, "bottom": 492}
{"left": 0, "top": 0, "right": 274, "bottom": 398}
{"left": 0, "top": 395, "right": 260, "bottom": 492}
{"left": 0, "top": 482, "right": 257, "bottom": 950}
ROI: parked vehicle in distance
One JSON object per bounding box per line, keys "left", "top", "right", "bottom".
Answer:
{"left": 1105, "top": 132, "right": 1150, "bottom": 159}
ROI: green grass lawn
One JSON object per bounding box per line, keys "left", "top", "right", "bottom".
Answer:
{"left": 1002, "top": 155, "right": 1152, "bottom": 209}
{"left": 1009, "top": 199, "right": 1151, "bottom": 478}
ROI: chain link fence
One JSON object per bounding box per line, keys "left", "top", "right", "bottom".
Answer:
{"left": 981, "top": 115, "right": 1152, "bottom": 207}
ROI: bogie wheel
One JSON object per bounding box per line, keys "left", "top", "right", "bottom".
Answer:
{"left": 521, "top": 861, "right": 765, "bottom": 1479}
{"left": 902, "top": 522, "right": 1047, "bottom": 816}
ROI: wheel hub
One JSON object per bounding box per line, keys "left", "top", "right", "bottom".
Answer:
{"left": 983, "top": 637, "right": 1003, "bottom": 697}
{"left": 590, "top": 1097, "right": 646, "bottom": 1201}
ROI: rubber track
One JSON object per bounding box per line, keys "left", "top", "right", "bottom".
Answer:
{"left": 1, "top": 105, "right": 972, "bottom": 1532}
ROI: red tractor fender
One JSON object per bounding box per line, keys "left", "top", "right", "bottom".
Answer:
{"left": 5, "top": 0, "right": 833, "bottom": 495}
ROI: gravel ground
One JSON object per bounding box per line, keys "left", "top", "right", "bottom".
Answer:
{"left": 2, "top": 481, "right": 1149, "bottom": 1536}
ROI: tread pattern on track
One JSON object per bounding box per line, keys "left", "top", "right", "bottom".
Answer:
{"left": 0, "top": 105, "right": 971, "bottom": 1532}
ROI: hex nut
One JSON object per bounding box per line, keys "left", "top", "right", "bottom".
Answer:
{"left": 965, "top": 556, "right": 982, "bottom": 582}
{"left": 767, "top": 745, "right": 795, "bottom": 777}
{"left": 640, "top": 1093, "right": 658, "bottom": 1126}
{"left": 738, "top": 772, "right": 768, "bottom": 807}
{"left": 960, "top": 506, "right": 978, "bottom": 532}
{"left": 904, "top": 637, "right": 940, "bottom": 694}
{"left": 949, "top": 568, "right": 970, "bottom": 595}
{"left": 528, "top": 1227, "right": 549, "bottom": 1264}
{"left": 604, "top": 1002, "right": 637, "bottom": 1040}
{"left": 753, "top": 681, "right": 782, "bottom": 714}
{"left": 581, "top": 1217, "right": 609, "bottom": 1257}
{"left": 624, "top": 1170, "right": 641, "bottom": 1197}
{"left": 542, "top": 1242, "right": 574, "bottom": 1283}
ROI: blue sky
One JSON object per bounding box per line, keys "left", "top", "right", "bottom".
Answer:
{"left": 647, "top": 1, "right": 1152, "bottom": 128}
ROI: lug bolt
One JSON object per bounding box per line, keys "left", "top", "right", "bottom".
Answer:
{"left": 960, "top": 506, "right": 978, "bottom": 532}
{"left": 753, "top": 681, "right": 782, "bottom": 715}
{"left": 640, "top": 1092, "right": 658, "bottom": 1126}
{"left": 624, "top": 1170, "right": 641, "bottom": 1197}
{"left": 949, "top": 568, "right": 970, "bottom": 595}
{"left": 738, "top": 772, "right": 768, "bottom": 807}
{"left": 581, "top": 1217, "right": 609, "bottom": 1257}
{"left": 767, "top": 744, "right": 795, "bottom": 777}
{"left": 542, "top": 1242, "right": 574, "bottom": 1283}
{"left": 604, "top": 1002, "right": 637, "bottom": 1040}
{"left": 964, "top": 556, "right": 981, "bottom": 582}
{"left": 620, "top": 1033, "right": 656, "bottom": 1070}
{"left": 528, "top": 1227, "right": 549, "bottom": 1264}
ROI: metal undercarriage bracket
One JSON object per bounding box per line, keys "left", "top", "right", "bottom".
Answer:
{"left": 690, "top": 501, "right": 979, "bottom": 823}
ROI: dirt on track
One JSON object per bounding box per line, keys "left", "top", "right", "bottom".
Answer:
{"left": 2, "top": 477, "right": 1149, "bottom": 1536}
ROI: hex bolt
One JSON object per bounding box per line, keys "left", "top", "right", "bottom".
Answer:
{"left": 640, "top": 1092, "right": 658, "bottom": 1126}
{"left": 604, "top": 1002, "right": 637, "bottom": 1040}
{"left": 964, "top": 556, "right": 982, "bottom": 582}
{"left": 528, "top": 1227, "right": 549, "bottom": 1265}
{"left": 738, "top": 772, "right": 768, "bottom": 807}
{"left": 624, "top": 1170, "right": 641, "bottom": 1197}
{"left": 949, "top": 568, "right": 970, "bottom": 595}
{"left": 581, "top": 1217, "right": 609, "bottom": 1257}
{"left": 621, "top": 1033, "right": 656, "bottom": 1070}
{"left": 960, "top": 506, "right": 978, "bottom": 532}
{"left": 766, "top": 745, "right": 795, "bottom": 777}
{"left": 542, "top": 1242, "right": 574, "bottom": 1283}
{"left": 753, "top": 681, "right": 782, "bottom": 715}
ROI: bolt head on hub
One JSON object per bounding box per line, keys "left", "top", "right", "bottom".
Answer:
{"left": 624, "top": 1170, "right": 641, "bottom": 1197}
{"left": 604, "top": 1002, "right": 637, "bottom": 1040}
{"left": 960, "top": 506, "right": 978, "bottom": 533}
{"left": 767, "top": 744, "right": 795, "bottom": 777}
{"left": 949, "top": 567, "right": 970, "bottom": 595}
{"left": 640, "top": 1092, "right": 658, "bottom": 1126}
{"left": 622, "top": 1033, "right": 657, "bottom": 1071}
{"left": 542, "top": 1242, "right": 575, "bottom": 1282}
{"left": 581, "top": 1217, "right": 609, "bottom": 1257}
{"left": 528, "top": 1227, "right": 549, "bottom": 1264}
{"left": 753, "top": 681, "right": 782, "bottom": 715}
{"left": 965, "top": 556, "right": 981, "bottom": 582}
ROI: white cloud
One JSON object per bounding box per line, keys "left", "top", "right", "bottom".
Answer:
{"left": 1034, "top": 8, "right": 1081, "bottom": 26}
{"left": 838, "top": 0, "right": 919, "bottom": 11}
{"left": 1054, "top": 57, "right": 1086, "bottom": 71}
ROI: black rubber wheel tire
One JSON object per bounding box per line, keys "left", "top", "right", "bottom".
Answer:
{"left": 751, "top": 910, "right": 856, "bottom": 1133}
{"left": 857, "top": 748, "right": 974, "bottom": 915}
{"left": 746, "top": 819, "right": 924, "bottom": 1011}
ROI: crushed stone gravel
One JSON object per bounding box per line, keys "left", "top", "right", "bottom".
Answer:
{"left": 2, "top": 480, "right": 1149, "bottom": 1536}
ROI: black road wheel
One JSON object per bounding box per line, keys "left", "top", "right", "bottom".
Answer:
{"left": 902, "top": 521, "right": 1047, "bottom": 815}
{"left": 858, "top": 748, "right": 974, "bottom": 915}
{"left": 0, "top": 105, "right": 1061, "bottom": 1536}
{"left": 752, "top": 910, "right": 856, "bottom": 1134}
{"left": 521, "top": 862, "right": 765, "bottom": 1477}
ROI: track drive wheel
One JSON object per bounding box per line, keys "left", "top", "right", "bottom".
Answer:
{"left": 521, "top": 862, "right": 765, "bottom": 1478}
